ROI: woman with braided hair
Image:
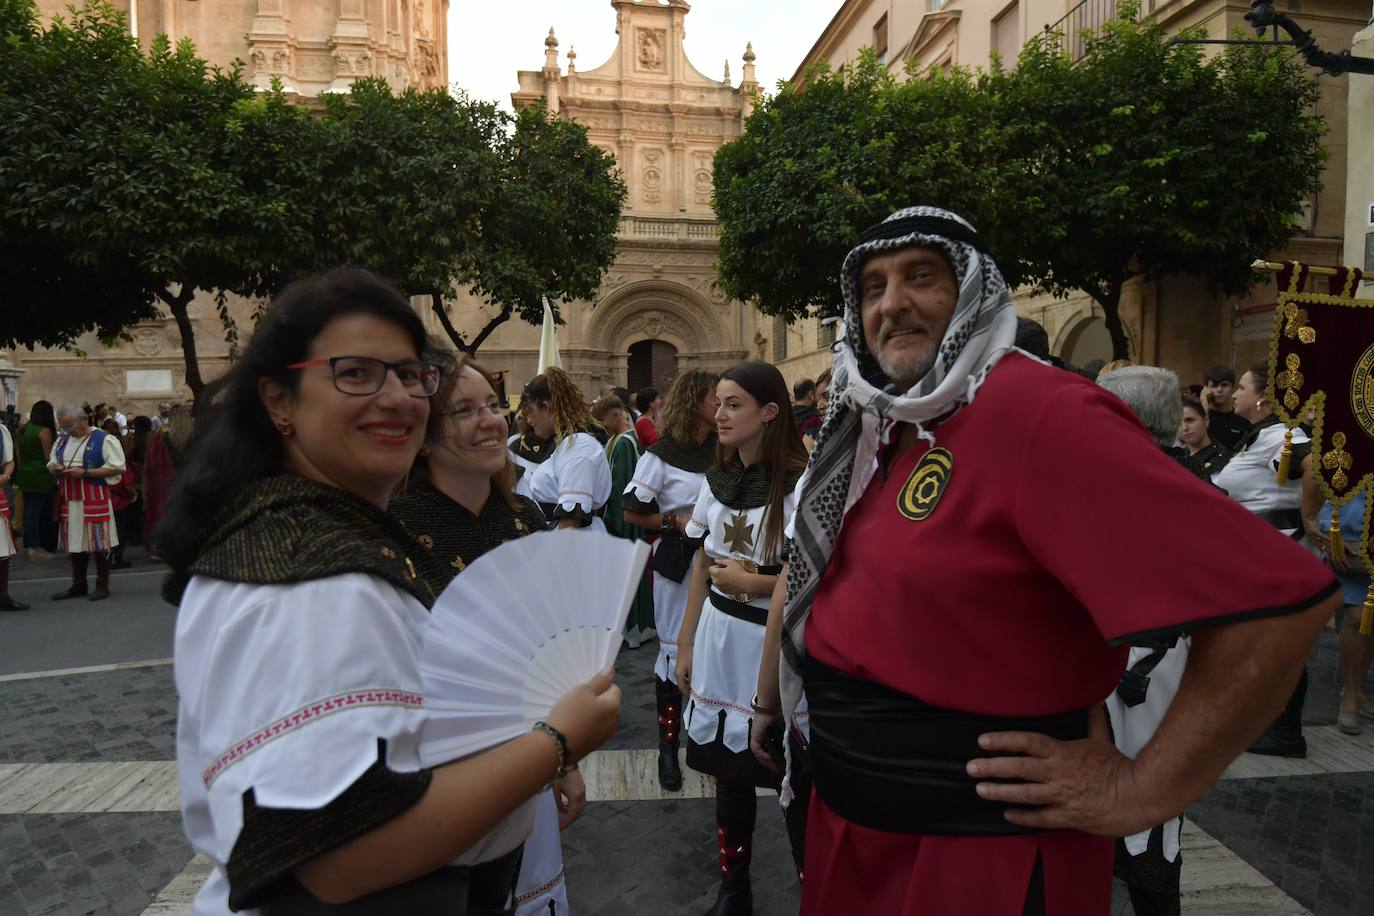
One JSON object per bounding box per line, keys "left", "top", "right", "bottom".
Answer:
{"left": 622, "top": 369, "right": 719, "bottom": 790}
{"left": 516, "top": 367, "right": 612, "bottom": 530}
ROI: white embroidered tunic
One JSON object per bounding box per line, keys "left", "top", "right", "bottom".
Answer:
{"left": 515, "top": 432, "right": 611, "bottom": 524}
{"left": 46, "top": 431, "right": 126, "bottom": 553}
{"left": 176, "top": 573, "right": 533, "bottom": 915}
{"left": 682, "top": 478, "right": 797, "bottom": 756}
{"left": 626, "top": 451, "right": 707, "bottom": 683}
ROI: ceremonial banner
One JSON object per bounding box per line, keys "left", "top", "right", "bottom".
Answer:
{"left": 1266, "top": 261, "right": 1374, "bottom": 632}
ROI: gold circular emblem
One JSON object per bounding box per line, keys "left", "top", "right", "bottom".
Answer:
{"left": 1350, "top": 342, "right": 1374, "bottom": 439}
{"left": 418, "top": 534, "right": 434, "bottom": 549}
{"left": 897, "top": 448, "right": 954, "bottom": 522}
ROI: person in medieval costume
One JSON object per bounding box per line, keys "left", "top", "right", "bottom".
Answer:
{"left": 392, "top": 357, "right": 580, "bottom": 916}
{"left": 48, "top": 404, "right": 126, "bottom": 601}
{"left": 623, "top": 369, "right": 720, "bottom": 791}
{"left": 676, "top": 361, "right": 811, "bottom": 915}
{"left": 591, "top": 395, "right": 656, "bottom": 650}
{"left": 516, "top": 368, "right": 612, "bottom": 530}
{"left": 762, "top": 206, "right": 1337, "bottom": 916}
{"left": 159, "top": 269, "right": 620, "bottom": 915}
{"left": 0, "top": 421, "right": 29, "bottom": 610}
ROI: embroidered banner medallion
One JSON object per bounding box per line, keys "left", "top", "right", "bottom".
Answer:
{"left": 897, "top": 448, "right": 953, "bottom": 522}
{"left": 1266, "top": 260, "right": 1374, "bottom": 632}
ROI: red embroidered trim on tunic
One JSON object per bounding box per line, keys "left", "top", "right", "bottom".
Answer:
{"left": 689, "top": 691, "right": 754, "bottom": 717}
{"left": 202, "top": 688, "right": 423, "bottom": 788}
{"left": 514, "top": 866, "right": 565, "bottom": 902}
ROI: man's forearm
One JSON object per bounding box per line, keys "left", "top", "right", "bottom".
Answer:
{"left": 756, "top": 564, "right": 788, "bottom": 706}
{"left": 1130, "top": 594, "right": 1337, "bottom": 824}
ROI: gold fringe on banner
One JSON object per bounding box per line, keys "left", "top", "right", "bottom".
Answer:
{"left": 1330, "top": 513, "right": 1346, "bottom": 564}
{"left": 1362, "top": 579, "right": 1374, "bottom": 636}
{"left": 1276, "top": 428, "right": 1294, "bottom": 484}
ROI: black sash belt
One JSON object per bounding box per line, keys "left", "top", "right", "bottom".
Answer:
{"left": 268, "top": 844, "right": 523, "bottom": 914}
{"left": 708, "top": 590, "right": 768, "bottom": 626}
{"left": 802, "top": 654, "right": 1089, "bottom": 836}
{"left": 1260, "top": 508, "right": 1304, "bottom": 538}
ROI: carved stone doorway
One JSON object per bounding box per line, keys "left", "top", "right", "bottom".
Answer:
{"left": 628, "top": 340, "right": 678, "bottom": 394}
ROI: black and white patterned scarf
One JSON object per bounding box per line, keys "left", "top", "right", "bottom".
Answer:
{"left": 778, "top": 206, "right": 1019, "bottom": 803}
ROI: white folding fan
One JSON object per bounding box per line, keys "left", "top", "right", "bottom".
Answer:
{"left": 418, "top": 528, "right": 650, "bottom": 767}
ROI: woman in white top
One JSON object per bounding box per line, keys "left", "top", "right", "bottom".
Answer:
{"left": 622, "top": 369, "right": 719, "bottom": 791}
{"left": 515, "top": 367, "right": 612, "bottom": 530}
{"left": 47, "top": 404, "right": 126, "bottom": 601}
{"left": 676, "top": 361, "right": 810, "bottom": 915}
{"left": 1214, "top": 359, "right": 1313, "bottom": 759}
{"left": 158, "top": 268, "right": 620, "bottom": 915}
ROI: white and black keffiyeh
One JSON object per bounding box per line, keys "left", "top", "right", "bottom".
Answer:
{"left": 778, "top": 206, "right": 1019, "bottom": 803}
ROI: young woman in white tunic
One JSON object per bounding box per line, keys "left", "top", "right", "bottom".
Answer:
{"left": 47, "top": 405, "right": 126, "bottom": 601}
{"left": 515, "top": 367, "right": 612, "bottom": 530}
{"left": 158, "top": 269, "right": 620, "bottom": 916}
{"left": 0, "top": 423, "right": 27, "bottom": 610}
{"left": 676, "top": 362, "right": 809, "bottom": 916}
{"left": 1213, "top": 359, "right": 1313, "bottom": 759}
{"left": 622, "top": 369, "right": 719, "bottom": 791}
{"left": 392, "top": 359, "right": 581, "bottom": 916}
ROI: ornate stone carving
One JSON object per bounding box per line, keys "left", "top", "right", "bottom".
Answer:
{"left": 640, "top": 311, "right": 666, "bottom": 338}
{"left": 131, "top": 327, "right": 165, "bottom": 357}
{"left": 641, "top": 149, "right": 663, "bottom": 204}
{"left": 634, "top": 118, "right": 671, "bottom": 133}
{"left": 414, "top": 0, "right": 432, "bottom": 39}
{"left": 333, "top": 49, "right": 373, "bottom": 76}
{"left": 687, "top": 275, "right": 726, "bottom": 305}
{"left": 637, "top": 28, "right": 666, "bottom": 71}
{"left": 692, "top": 151, "right": 713, "bottom": 205}
{"left": 417, "top": 40, "right": 441, "bottom": 79}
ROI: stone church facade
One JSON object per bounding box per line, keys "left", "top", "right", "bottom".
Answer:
{"left": 432, "top": 0, "right": 768, "bottom": 398}
{"left": 3, "top": 0, "right": 450, "bottom": 416}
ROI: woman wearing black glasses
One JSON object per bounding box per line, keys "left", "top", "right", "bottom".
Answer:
{"left": 158, "top": 269, "right": 621, "bottom": 915}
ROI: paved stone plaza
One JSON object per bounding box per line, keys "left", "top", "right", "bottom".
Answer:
{"left": 1, "top": 547, "right": 1372, "bottom": 915}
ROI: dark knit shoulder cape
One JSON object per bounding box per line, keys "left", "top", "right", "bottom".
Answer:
{"left": 649, "top": 432, "right": 718, "bottom": 474}
{"left": 391, "top": 484, "right": 548, "bottom": 576}
{"left": 165, "top": 475, "right": 451, "bottom": 608}
{"left": 705, "top": 459, "right": 804, "bottom": 511}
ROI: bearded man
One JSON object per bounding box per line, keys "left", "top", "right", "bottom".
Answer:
{"left": 755, "top": 207, "right": 1338, "bottom": 915}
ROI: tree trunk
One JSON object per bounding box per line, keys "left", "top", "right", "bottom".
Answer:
{"left": 157, "top": 287, "right": 203, "bottom": 399}
{"left": 429, "top": 292, "right": 470, "bottom": 354}
{"left": 467, "top": 306, "right": 514, "bottom": 356}
{"left": 1092, "top": 281, "right": 1132, "bottom": 362}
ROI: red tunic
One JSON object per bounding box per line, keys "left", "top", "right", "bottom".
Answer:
{"left": 635, "top": 416, "right": 658, "bottom": 448}
{"left": 802, "top": 353, "right": 1335, "bottom": 916}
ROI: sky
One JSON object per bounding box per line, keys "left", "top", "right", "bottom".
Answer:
{"left": 446, "top": 0, "right": 843, "bottom": 111}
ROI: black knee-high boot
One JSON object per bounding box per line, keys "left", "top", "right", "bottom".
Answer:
{"left": 1248, "top": 666, "right": 1307, "bottom": 758}
{"left": 51, "top": 552, "right": 89, "bottom": 600}
{"left": 705, "top": 780, "right": 756, "bottom": 916}
{"left": 656, "top": 677, "right": 683, "bottom": 790}
{"left": 90, "top": 551, "right": 111, "bottom": 601}
{"left": 0, "top": 559, "right": 30, "bottom": 611}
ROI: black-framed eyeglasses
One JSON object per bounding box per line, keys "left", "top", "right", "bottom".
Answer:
{"left": 286, "top": 356, "right": 445, "bottom": 398}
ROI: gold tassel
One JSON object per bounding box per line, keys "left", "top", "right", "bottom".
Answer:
{"left": 1362, "top": 580, "right": 1374, "bottom": 636}
{"left": 1330, "top": 513, "right": 1345, "bottom": 564}
{"left": 1275, "top": 428, "right": 1294, "bottom": 484}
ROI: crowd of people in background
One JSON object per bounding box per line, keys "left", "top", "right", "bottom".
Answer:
{"left": 0, "top": 398, "right": 195, "bottom": 608}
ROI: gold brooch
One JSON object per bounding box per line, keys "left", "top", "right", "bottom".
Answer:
{"left": 381, "top": 546, "right": 397, "bottom": 559}
{"left": 451, "top": 556, "right": 466, "bottom": 572}
{"left": 418, "top": 534, "right": 434, "bottom": 549}
{"left": 1283, "top": 302, "right": 1316, "bottom": 344}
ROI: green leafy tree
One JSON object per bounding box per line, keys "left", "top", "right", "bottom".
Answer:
{"left": 0, "top": 0, "right": 166, "bottom": 347}
{"left": 712, "top": 51, "right": 1035, "bottom": 321}
{"left": 1009, "top": 6, "right": 1326, "bottom": 358}
{"left": 713, "top": 10, "right": 1325, "bottom": 359}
